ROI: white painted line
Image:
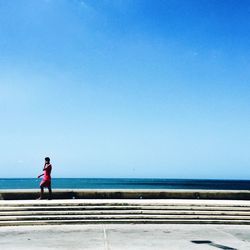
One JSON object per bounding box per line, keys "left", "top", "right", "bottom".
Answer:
{"left": 103, "top": 225, "right": 110, "bottom": 250}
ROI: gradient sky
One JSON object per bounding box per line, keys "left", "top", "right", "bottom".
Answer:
{"left": 0, "top": 0, "right": 249, "bottom": 178}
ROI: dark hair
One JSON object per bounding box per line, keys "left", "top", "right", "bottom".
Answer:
{"left": 45, "top": 157, "right": 50, "bottom": 162}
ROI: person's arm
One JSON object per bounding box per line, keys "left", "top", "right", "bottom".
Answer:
{"left": 43, "top": 164, "right": 50, "bottom": 171}
{"left": 37, "top": 173, "right": 44, "bottom": 178}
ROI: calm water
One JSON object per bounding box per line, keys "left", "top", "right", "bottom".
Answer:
{"left": 0, "top": 178, "right": 250, "bottom": 190}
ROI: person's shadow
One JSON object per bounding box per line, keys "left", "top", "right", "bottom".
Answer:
{"left": 191, "top": 240, "right": 237, "bottom": 250}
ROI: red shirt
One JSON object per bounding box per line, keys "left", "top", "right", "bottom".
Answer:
{"left": 43, "top": 164, "right": 52, "bottom": 181}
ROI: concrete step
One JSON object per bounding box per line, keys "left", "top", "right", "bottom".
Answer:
{"left": 1, "top": 199, "right": 250, "bottom": 207}
{"left": 1, "top": 214, "right": 250, "bottom": 221}
{"left": 1, "top": 199, "right": 250, "bottom": 226}
{"left": 1, "top": 210, "right": 250, "bottom": 216}
{"left": 0, "top": 205, "right": 250, "bottom": 211}
{"left": 1, "top": 203, "right": 250, "bottom": 208}
{"left": 0, "top": 219, "right": 250, "bottom": 226}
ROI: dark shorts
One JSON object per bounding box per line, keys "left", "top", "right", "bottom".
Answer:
{"left": 40, "top": 180, "right": 51, "bottom": 188}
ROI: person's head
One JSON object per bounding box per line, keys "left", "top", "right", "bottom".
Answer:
{"left": 45, "top": 157, "right": 50, "bottom": 164}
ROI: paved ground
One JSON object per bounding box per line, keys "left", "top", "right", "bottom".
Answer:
{"left": 0, "top": 224, "right": 249, "bottom": 250}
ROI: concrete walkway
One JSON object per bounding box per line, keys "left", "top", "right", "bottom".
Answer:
{"left": 0, "top": 224, "right": 249, "bottom": 250}
{"left": 1, "top": 189, "right": 250, "bottom": 200}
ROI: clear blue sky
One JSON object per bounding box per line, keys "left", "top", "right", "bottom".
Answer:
{"left": 0, "top": 0, "right": 249, "bottom": 179}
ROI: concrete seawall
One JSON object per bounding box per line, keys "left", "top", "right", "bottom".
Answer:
{"left": 0, "top": 189, "right": 250, "bottom": 200}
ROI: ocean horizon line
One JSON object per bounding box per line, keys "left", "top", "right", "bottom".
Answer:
{"left": 1, "top": 177, "right": 250, "bottom": 181}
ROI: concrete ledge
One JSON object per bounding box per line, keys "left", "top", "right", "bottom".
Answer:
{"left": 0, "top": 189, "right": 250, "bottom": 200}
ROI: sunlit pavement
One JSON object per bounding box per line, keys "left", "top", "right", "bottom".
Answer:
{"left": 0, "top": 224, "right": 249, "bottom": 250}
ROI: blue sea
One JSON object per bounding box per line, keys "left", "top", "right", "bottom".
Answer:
{"left": 0, "top": 178, "right": 250, "bottom": 190}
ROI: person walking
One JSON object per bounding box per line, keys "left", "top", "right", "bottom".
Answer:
{"left": 37, "top": 157, "right": 52, "bottom": 200}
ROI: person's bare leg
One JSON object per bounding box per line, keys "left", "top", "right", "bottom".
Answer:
{"left": 48, "top": 186, "right": 52, "bottom": 200}
{"left": 37, "top": 186, "right": 44, "bottom": 199}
